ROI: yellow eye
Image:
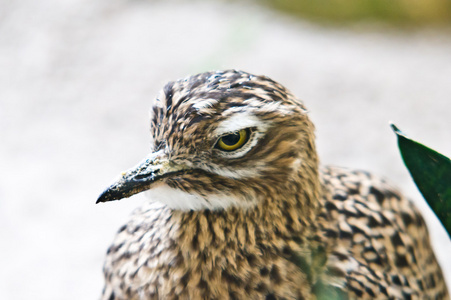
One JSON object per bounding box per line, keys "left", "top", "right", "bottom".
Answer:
{"left": 216, "top": 129, "right": 249, "bottom": 151}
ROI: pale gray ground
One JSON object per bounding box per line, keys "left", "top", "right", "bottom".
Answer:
{"left": 1, "top": 1, "right": 450, "bottom": 299}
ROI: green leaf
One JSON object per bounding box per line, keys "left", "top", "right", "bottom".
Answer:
{"left": 391, "top": 123, "right": 451, "bottom": 238}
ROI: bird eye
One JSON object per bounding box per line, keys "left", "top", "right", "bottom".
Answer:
{"left": 215, "top": 129, "right": 250, "bottom": 151}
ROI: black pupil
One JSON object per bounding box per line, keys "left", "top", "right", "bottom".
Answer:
{"left": 222, "top": 132, "right": 241, "bottom": 146}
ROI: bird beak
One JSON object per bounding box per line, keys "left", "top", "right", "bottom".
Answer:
{"left": 96, "top": 151, "right": 187, "bottom": 203}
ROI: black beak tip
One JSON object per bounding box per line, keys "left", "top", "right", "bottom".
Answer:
{"left": 96, "top": 192, "right": 108, "bottom": 204}
{"left": 96, "top": 186, "right": 119, "bottom": 204}
{"left": 95, "top": 196, "right": 105, "bottom": 204}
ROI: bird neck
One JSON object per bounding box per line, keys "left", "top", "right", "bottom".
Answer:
{"left": 164, "top": 163, "right": 325, "bottom": 282}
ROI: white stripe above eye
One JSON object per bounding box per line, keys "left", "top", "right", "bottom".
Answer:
{"left": 214, "top": 111, "right": 267, "bottom": 136}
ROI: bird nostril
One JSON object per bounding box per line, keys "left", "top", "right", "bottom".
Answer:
{"left": 135, "top": 168, "right": 160, "bottom": 180}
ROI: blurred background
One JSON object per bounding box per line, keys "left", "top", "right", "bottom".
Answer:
{"left": 1, "top": 0, "right": 450, "bottom": 298}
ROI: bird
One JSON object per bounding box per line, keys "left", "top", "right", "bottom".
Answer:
{"left": 97, "top": 70, "right": 449, "bottom": 300}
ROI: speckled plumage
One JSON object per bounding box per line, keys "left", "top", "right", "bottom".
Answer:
{"left": 98, "top": 70, "right": 449, "bottom": 300}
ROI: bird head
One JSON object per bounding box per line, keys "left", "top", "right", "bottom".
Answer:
{"left": 97, "top": 70, "right": 319, "bottom": 211}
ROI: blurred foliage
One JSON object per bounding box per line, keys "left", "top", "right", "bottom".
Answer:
{"left": 392, "top": 124, "right": 451, "bottom": 238}
{"left": 262, "top": 0, "right": 451, "bottom": 26}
